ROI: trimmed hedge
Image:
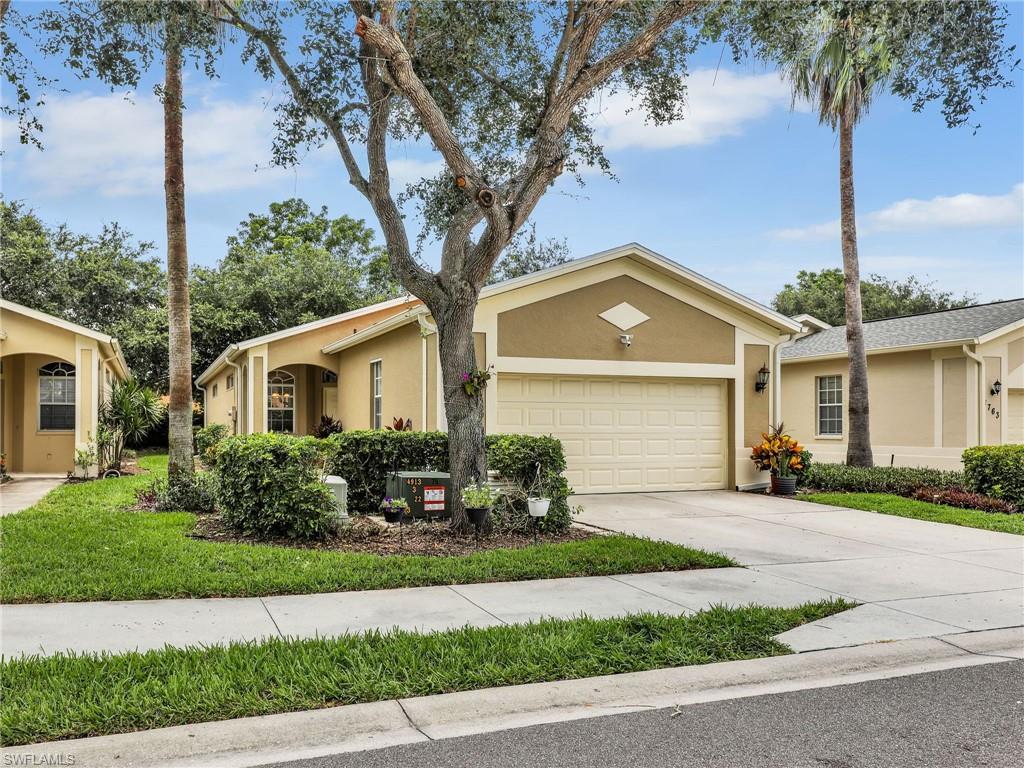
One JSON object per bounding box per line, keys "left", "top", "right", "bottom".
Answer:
{"left": 213, "top": 433, "right": 337, "bottom": 539}
{"left": 963, "top": 445, "right": 1024, "bottom": 509}
{"left": 323, "top": 431, "right": 574, "bottom": 532}
{"left": 801, "top": 463, "right": 964, "bottom": 496}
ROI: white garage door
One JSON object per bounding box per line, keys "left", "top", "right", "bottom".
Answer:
{"left": 495, "top": 374, "right": 728, "bottom": 494}
{"left": 1008, "top": 390, "right": 1024, "bottom": 444}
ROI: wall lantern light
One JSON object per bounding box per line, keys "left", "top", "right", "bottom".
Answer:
{"left": 755, "top": 365, "right": 770, "bottom": 393}
{"left": 991, "top": 379, "right": 1002, "bottom": 396}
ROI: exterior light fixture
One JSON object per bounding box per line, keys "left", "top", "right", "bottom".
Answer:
{"left": 619, "top": 334, "right": 633, "bottom": 347}
{"left": 755, "top": 364, "right": 770, "bottom": 393}
{"left": 991, "top": 380, "right": 1002, "bottom": 396}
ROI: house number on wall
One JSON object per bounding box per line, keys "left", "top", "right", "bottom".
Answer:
{"left": 986, "top": 401, "right": 1000, "bottom": 419}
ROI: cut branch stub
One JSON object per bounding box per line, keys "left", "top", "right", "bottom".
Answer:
{"left": 455, "top": 175, "right": 467, "bottom": 188}
{"left": 354, "top": 16, "right": 368, "bottom": 38}
{"left": 476, "top": 187, "right": 496, "bottom": 208}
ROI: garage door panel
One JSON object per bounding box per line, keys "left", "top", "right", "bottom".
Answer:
{"left": 496, "top": 374, "right": 727, "bottom": 493}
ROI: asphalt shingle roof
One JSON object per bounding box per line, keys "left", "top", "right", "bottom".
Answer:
{"left": 782, "top": 299, "right": 1024, "bottom": 360}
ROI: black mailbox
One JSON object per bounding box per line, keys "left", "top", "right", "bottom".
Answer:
{"left": 385, "top": 471, "right": 451, "bottom": 519}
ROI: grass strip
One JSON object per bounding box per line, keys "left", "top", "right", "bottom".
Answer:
{"left": 0, "top": 455, "right": 734, "bottom": 603}
{"left": 0, "top": 599, "right": 853, "bottom": 746}
{"left": 799, "top": 492, "right": 1024, "bottom": 535}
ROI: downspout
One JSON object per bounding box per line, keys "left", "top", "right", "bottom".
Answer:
{"left": 962, "top": 344, "right": 985, "bottom": 445}
{"left": 224, "top": 345, "right": 242, "bottom": 435}
{"left": 417, "top": 316, "right": 437, "bottom": 430}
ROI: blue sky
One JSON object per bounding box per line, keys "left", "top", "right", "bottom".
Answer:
{"left": 2, "top": 3, "right": 1022, "bottom": 307}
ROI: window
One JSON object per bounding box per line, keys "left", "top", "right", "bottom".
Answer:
{"left": 226, "top": 374, "right": 234, "bottom": 390}
{"left": 322, "top": 370, "right": 338, "bottom": 384}
{"left": 212, "top": 384, "right": 219, "bottom": 398}
{"left": 371, "top": 360, "right": 382, "bottom": 429}
{"left": 816, "top": 375, "right": 843, "bottom": 436}
{"left": 39, "top": 362, "right": 75, "bottom": 431}
{"left": 267, "top": 369, "right": 295, "bottom": 433}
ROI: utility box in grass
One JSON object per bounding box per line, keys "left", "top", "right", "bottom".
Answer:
{"left": 385, "top": 471, "right": 451, "bottom": 519}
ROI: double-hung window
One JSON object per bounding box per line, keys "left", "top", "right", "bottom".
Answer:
{"left": 371, "top": 360, "right": 382, "bottom": 429}
{"left": 816, "top": 375, "right": 843, "bottom": 436}
{"left": 267, "top": 369, "right": 295, "bottom": 433}
{"left": 39, "top": 362, "right": 76, "bottom": 431}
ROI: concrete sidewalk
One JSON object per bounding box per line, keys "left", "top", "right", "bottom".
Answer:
{"left": 0, "top": 477, "right": 63, "bottom": 516}
{"left": 1, "top": 567, "right": 837, "bottom": 658}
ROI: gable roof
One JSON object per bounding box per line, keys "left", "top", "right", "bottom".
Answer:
{"left": 0, "top": 299, "right": 131, "bottom": 377}
{"left": 782, "top": 299, "right": 1024, "bottom": 361}
{"left": 195, "top": 295, "right": 419, "bottom": 385}
{"left": 479, "top": 243, "right": 802, "bottom": 333}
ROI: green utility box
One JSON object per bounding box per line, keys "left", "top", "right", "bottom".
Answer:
{"left": 385, "top": 471, "right": 451, "bottom": 519}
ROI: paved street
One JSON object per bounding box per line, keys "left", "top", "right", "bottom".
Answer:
{"left": 268, "top": 660, "right": 1024, "bottom": 768}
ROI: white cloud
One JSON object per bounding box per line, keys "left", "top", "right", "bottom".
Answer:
{"left": 590, "top": 68, "right": 794, "bottom": 151}
{"left": 3, "top": 90, "right": 295, "bottom": 197}
{"left": 387, "top": 157, "right": 446, "bottom": 187}
{"left": 771, "top": 184, "right": 1024, "bottom": 240}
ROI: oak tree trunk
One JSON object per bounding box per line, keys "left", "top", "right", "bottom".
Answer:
{"left": 433, "top": 290, "right": 486, "bottom": 533}
{"left": 839, "top": 109, "right": 873, "bottom": 467}
{"left": 164, "top": 21, "right": 194, "bottom": 483}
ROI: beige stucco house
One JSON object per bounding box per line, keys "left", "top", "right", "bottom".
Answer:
{"left": 0, "top": 300, "right": 130, "bottom": 475}
{"left": 781, "top": 299, "right": 1024, "bottom": 470}
{"left": 197, "top": 243, "right": 801, "bottom": 492}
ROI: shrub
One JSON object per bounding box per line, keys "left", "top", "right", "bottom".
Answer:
{"left": 962, "top": 445, "right": 1024, "bottom": 509}
{"left": 911, "top": 486, "right": 1018, "bottom": 515}
{"left": 141, "top": 473, "right": 217, "bottom": 514}
{"left": 194, "top": 423, "right": 230, "bottom": 462}
{"left": 323, "top": 430, "right": 449, "bottom": 516}
{"left": 322, "top": 431, "right": 575, "bottom": 532}
{"left": 802, "top": 463, "right": 964, "bottom": 496}
{"left": 214, "top": 433, "right": 337, "bottom": 539}
{"left": 487, "top": 434, "right": 574, "bottom": 533}
{"left": 311, "top": 415, "right": 343, "bottom": 439}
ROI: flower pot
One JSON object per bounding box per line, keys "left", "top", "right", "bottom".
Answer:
{"left": 466, "top": 507, "right": 490, "bottom": 527}
{"left": 527, "top": 497, "right": 550, "bottom": 517}
{"left": 771, "top": 475, "right": 797, "bottom": 495}
{"left": 383, "top": 508, "right": 404, "bottom": 523}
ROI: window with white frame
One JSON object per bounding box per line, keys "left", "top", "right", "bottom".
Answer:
{"left": 267, "top": 369, "right": 295, "bottom": 433}
{"left": 226, "top": 373, "right": 234, "bottom": 390}
{"left": 39, "top": 362, "right": 76, "bottom": 431}
{"left": 371, "top": 360, "right": 382, "bottom": 429}
{"left": 816, "top": 375, "right": 843, "bottom": 436}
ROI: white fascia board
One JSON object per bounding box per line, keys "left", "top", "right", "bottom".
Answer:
{"left": 976, "top": 318, "right": 1024, "bottom": 345}
{"left": 780, "top": 338, "right": 978, "bottom": 364}
{"left": 321, "top": 308, "right": 428, "bottom": 354}
{"left": 0, "top": 299, "right": 114, "bottom": 343}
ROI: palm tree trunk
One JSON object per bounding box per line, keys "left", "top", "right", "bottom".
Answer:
{"left": 164, "top": 18, "right": 194, "bottom": 482}
{"left": 839, "top": 109, "right": 873, "bottom": 467}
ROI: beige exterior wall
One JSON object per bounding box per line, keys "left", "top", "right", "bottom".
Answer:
{"left": 743, "top": 344, "right": 770, "bottom": 448}
{"left": 337, "top": 323, "right": 423, "bottom": 431}
{"left": 496, "top": 275, "right": 735, "bottom": 364}
{"left": 942, "top": 357, "right": 968, "bottom": 448}
{"left": 203, "top": 367, "right": 237, "bottom": 433}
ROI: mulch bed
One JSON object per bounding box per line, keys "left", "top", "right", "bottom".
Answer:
{"left": 189, "top": 513, "right": 595, "bottom": 556}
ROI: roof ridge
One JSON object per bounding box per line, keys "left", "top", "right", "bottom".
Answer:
{"left": 858, "top": 297, "right": 1024, "bottom": 326}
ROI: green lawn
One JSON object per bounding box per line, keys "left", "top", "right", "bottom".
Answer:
{"left": 800, "top": 492, "right": 1024, "bottom": 535}
{"left": 0, "top": 599, "right": 852, "bottom": 746}
{"left": 0, "top": 455, "right": 734, "bottom": 603}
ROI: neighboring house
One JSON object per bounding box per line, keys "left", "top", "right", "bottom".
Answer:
{"left": 781, "top": 299, "right": 1024, "bottom": 470}
{"left": 0, "top": 300, "right": 130, "bottom": 475}
{"left": 198, "top": 243, "right": 801, "bottom": 492}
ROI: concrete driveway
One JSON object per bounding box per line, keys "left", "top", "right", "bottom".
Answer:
{"left": 573, "top": 491, "right": 1024, "bottom": 651}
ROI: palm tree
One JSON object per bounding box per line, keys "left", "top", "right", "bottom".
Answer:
{"left": 164, "top": 6, "right": 193, "bottom": 484}
{"left": 783, "top": 7, "right": 890, "bottom": 467}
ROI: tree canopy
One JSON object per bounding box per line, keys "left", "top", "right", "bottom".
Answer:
{"left": 771, "top": 268, "right": 978, "bottom": 326}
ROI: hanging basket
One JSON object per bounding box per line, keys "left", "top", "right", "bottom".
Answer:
{"left": 467, "top": 507, "right": 490, "bottom": 527}
{"left": 527, "top": 497, "right": 551, "bottom": 517}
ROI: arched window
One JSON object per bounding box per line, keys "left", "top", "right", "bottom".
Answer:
{"left": 267, "top": 369, "right": 295, "bottom": 433}
{"left": 39, "top": 362, "right": 75, "bottom": 431}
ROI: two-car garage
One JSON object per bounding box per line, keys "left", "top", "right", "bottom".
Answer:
{"left": 495, "top": 373, "right": 728, "bottom": 493}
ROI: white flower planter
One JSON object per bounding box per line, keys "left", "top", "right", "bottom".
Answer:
{"left": 527, "top": 497, "right": 550, "bottom": 517}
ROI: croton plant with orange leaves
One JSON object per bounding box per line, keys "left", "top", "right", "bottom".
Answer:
{"left": 751, "top": 424, "right": 805, "bottom": 477}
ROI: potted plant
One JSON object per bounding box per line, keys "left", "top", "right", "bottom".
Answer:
{"left": 750, "top": 423, "right": 805, "bottom": 495}
{"left": 525, "top": 462, "right": 550, "bottom": 517}
{"left": 461, "top": 482, "right": 501, "bottom": 528}
{"left": 380, "top": 496, "right": 410, "bottom": 523}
